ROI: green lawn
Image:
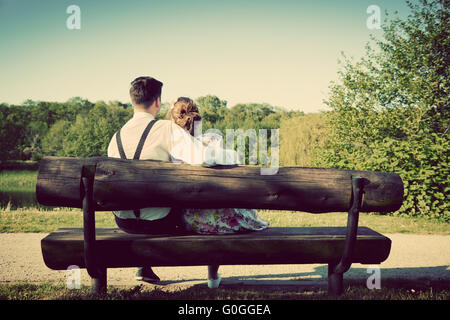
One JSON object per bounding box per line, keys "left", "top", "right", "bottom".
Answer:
{"left": 1, "top": 279, "right": 449, "bottom": 300}
{"left": 0, "top": 207, "right": 448, "bottom": 234}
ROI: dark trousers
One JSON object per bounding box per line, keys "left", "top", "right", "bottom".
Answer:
{"left": 114, "top": 208, "right": 185, "bottom": 235}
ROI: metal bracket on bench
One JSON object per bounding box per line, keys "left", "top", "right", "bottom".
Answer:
{"left": 332, "top": 176, "right": 366, "bottom": 275}
{"left": 81, "top": 165, "right": 106, "bottom": 293}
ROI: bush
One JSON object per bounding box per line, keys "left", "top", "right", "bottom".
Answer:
{"left": 317, "top": 0, "right": 449, "bottom": 221}
{"left": 60, "top": 102, "right": 132, "bottom": 157}
{"left": 279, "top": 113, "right": 329, "bottom": 167}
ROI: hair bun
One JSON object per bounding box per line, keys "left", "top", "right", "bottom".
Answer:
{"left": 170, "top": 97, "right": 202, "bottom": 135}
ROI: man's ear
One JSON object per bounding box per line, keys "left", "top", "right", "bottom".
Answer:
{"left": 155, "top": 97, "right": 161, "bottom": 109}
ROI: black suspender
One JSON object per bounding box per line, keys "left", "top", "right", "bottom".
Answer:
{"left": 116, "top": 130, "right": 126, "bottom": 160}
{"left": 115, "top": 119, "right": 158, "bottom": 219}
{"left": 116, "top": 119, "right": 158, "bottom": 160}
{"left": 133, "top": 119, "right": 156, "bottom": 160}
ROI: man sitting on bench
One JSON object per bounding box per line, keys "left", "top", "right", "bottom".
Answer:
{"left": 107, "top": 76, "right": 237, "bottom": 287}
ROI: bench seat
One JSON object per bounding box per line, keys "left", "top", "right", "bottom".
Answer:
{"left": 42, "top": 227, "right": 391, "bottom": 270}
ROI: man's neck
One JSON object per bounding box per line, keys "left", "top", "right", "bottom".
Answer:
{"left": 134, "top": 107, "right": 157, "bottom": 117}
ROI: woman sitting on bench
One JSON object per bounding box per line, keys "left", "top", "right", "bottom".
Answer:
{"left": 168, "top": 97, "right": 269, "bottom": 235}
{"left": 167, "top": 97, "right": 270, "bottom": 287}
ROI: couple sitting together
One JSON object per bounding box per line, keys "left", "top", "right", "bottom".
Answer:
{"left": 107, "top": 76, "right": 269, "bottom": 288}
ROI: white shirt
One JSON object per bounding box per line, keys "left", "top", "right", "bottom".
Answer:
{"left": 107, "top": 111, "right": 238, "bottom": 220}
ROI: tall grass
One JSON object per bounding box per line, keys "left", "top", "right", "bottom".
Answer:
{"left": 279, "top": 113, "right": 329, "bottom": 167}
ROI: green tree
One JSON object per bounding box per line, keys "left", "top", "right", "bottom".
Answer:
{"left": 1, "top": 105, "right": 30, "bottom": 161}
{"left": 280, "top": 113, "right": 329, "bottom": 167}
{"left": 22, "top": 134, "right": 43, "bottom": 161}
{"left": 59, "top": 97, "right": 94, "bottom": 122}
{"left": 319, "top": 0, "right": 449, "bottom": 221}
{"left": 61, "top": 102, "right": 132, "bottom": 157}
{"left": 41, "top": 120, "right": 72, "bottom": 156}
{"left": 0, "top": 104, "right": 16, "bottom": 163}
{"left": 224, "top": 103, "right": 279, "bottom": 130}
{"left": 196, "top": 95, "right": 228, "bottom": 131}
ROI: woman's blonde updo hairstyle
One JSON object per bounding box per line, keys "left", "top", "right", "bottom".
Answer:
{"left": 167, "top": 97, "right": 201, "bottom": 136}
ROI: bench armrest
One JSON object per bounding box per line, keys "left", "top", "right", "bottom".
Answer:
{"left": 332, "top": 176, "right": 366, "bottom": 274}
{"left": 81, "top": 166, "right": 103, "bottom": 279}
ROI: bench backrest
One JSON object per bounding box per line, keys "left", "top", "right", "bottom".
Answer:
{"left": 36, "top": 156, "right": 403, "bottom": 213}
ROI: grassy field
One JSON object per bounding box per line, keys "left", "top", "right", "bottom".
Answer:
{"left": 1, "top": 279, "right": 449, "bottom": 300}
{"left": 1, "top": 207, "right": 449, "bottom": 234}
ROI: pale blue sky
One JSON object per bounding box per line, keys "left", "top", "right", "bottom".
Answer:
{"left": 0, "top": 0, "right": 413, "bottom": 112}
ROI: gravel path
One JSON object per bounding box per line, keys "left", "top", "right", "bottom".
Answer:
{"left": 0, "top": 233, "right": 449, "bottom": 291}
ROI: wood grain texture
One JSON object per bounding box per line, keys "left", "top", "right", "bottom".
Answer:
{"left": 36, "top": 157, "right": 103, "bottom": 208}
{"left": 41, "top": 227, "right": 391, "bottom": 270}
{"left": 36, "top": 156, "right": 404, "bottom": 213}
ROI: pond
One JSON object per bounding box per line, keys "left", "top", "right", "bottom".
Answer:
{"left": 0, "top": 169, "right": 54, "bottom": 210}
{"left": 0, "top": 190, "right": 54, "bottom": 210}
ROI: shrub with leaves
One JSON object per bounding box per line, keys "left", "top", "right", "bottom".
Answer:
{"left": 61, "top": 102, "right": 132, "bottom": 157}
{"left": 317, "top": 0, "right": 449, "bottom": 221}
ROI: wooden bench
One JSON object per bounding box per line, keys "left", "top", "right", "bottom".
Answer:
{"left": 37, "top": 156, "right": 404, "bottom": 295}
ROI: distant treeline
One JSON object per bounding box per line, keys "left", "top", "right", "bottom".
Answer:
{"left": 0, "top": 95, "right": 303, "bottom": 162}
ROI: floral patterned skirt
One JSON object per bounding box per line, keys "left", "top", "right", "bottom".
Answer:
{"left": 182, "top": 208, "right": 269, "bottom": 235}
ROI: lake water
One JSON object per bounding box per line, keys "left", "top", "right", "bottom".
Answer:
{"left": 0, "top": 190, "right": 54, "bottom": 210}
{"left": 0, "top": 168, "right": 55, "bottom": 210}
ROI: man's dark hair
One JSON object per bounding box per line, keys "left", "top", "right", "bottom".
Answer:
{"left": 129, "top": 76, "right": 163, "bottom": 107}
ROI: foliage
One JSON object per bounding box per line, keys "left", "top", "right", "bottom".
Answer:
{"left": 279, "top": 113, "right": 329, "bottom": 167}
{"left": 41, "top": 120, "right": 72, "bottom": 156}
{"left": 0, "top": 95, "right": 287, "bottom": 163}
{"left": 317, "top": 0, "right": 449, "bottom": 221}
{"left": 60, "top": 102, "right": 132, "bottom": 157}
{"left": 196, "top": 95, "right": 228, "bottom": 131}
{"left": 0, "top": 104, "right": 28, "bottom": 162}
{"left": 0, "top": 98, "right": 95, "bottom": 161}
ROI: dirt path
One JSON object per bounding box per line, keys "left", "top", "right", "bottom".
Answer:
{"left": 0, "top": 233, "right": 449, "bottom": 291}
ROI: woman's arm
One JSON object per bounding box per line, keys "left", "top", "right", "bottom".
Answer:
{"left": 167, "top": 123, "right": 239, "bottom": 166}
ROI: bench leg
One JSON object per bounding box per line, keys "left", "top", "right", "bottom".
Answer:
{"left": 91, "top": 267, "right": 107, "bottom": 294}
{"left": 328, "top": 263, "right": 343, "bottom": 296}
